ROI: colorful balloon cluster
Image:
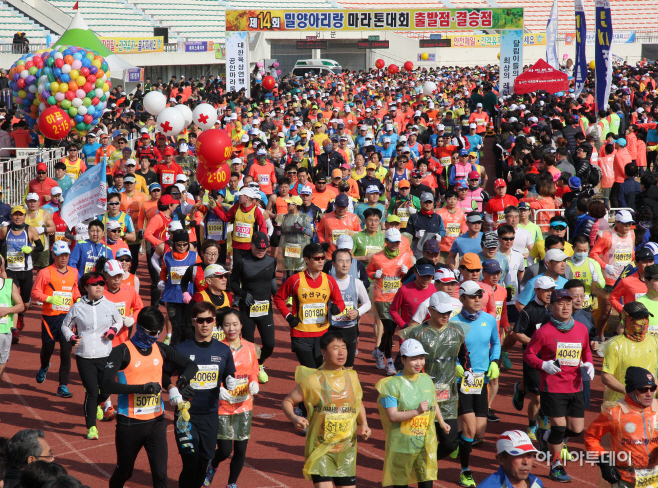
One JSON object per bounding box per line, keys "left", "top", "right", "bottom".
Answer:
{"left": 9, "top": 45, "right": 110, "bottom": 138}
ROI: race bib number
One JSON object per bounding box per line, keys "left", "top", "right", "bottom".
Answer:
{"left": 113, "top": 301, "right": 127, "bottom": 317}
{"left": 400, "top": 412, "right": 430, "bottom": 436}
{"left": 383, "top": 157, "right": 391, "bottom": 166}
{"left": 250, "top": 300, "right": 270, "bottom": 318}
{"left": 556, "top": 342, "right": 582, "bottom": 367}
{"left": 284, "top": 245, "right": 301, "bottom": 258}
{"left": 134, "top": 391, "right": 161, "bottom": 415}
{"left": 258, "top": 174, "right": 270, "bottom": 185}
{"left": 208, "top": 222, "right": 224, "bottom": 239}
{"left": 635, "top": 466, "right": 658, "bottom": 488}
{"left": 333, "top": 301, "right": 354, "bottom": 321}
{"left": 497, "top": 211, "right": 506, "bottom": 222}
{"left": 323, "top": 412, "right": 353, "bottom": 443}
{"left": 583, "top": 295, "right": 592, "bottom": 309}
{"left": 444, "top": 126, "right": 452, "bottom": 133}
{"left": 331, "top": 229, "right": 349, "bottom": 245}
{"left": 54, "top": 232, "right": 67, "bottom": 242}
{"left": 440, "top": 157, "right": 451, "bottom": 167}
{"left": 382, "top": 276, "right": 401, "bottom": 294}
{"left": 235, "top": 222, "right": 252, "bottom": 239}
{"left": 212, "top": 328, "right": 225, "bottom": 341}
{"left": 447, "top": 223, "right": 461, "bottom": 237}
{"left": 394, "top": 180, "right": 399, "bottom": 192}
{"left": 366, "top": 245, "right": 382, "bottom": 255}
{"left": 228, "top": 377, "right": 249, "bottom": 404}
{"left": 162, "top": 173, "right": 175, "bottom": 185}
{"left": 614, "top": 250, "right": 632, "bottom": 266}
{"left": 436, "top": 383, "right": 450, "bottom": 402}
{"left": 6, "top": 251, "right": 24, "bottom": 270}
{"left": 84, "top": 262, "right": 95, "bottom": 274}
{"left": 169, "top": 266, "right": 188, "bottom": 285}
{"left": 301, "top": 302, "right": 326, "bottom": 325}
{"left": 66, "top": 171, "right": 78, "bottom": 181}
{"left": 477, "top": 119, "right": 486, "bottom": 126}
{"left": 191, "top": 364, "right": 219, "bottom": 390}
{"left": 397, "top": 207, "right": 410, "bottom": 223}
{"left": 460, "top": 372, "right": 484, "bottom": 395}
{"left": 495, "top": 301, "right": 503, "bottom": 322}
{"left": 52, "top": 291, "right": 73, "bottom": 312}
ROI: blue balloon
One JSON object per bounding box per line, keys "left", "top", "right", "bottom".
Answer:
{"left": 60, "top": 73, "right": 70, "bottom": 83}
{"left": 74, "top": 114, "right": 84, "bottom": 123}
{"left": 22, "top": 98, "right": 31, "bottom": 107}
{"left": 92, "top": 118, "right": 99, "bottom": 125}
{"left": 44, "top": 67, "right": 51, "bottom": 75}
{"left": 81, "top": 58, "right": 91, "bottom": 68}
{"left": 79, "top": 49, "right": 87, "bottom": 56}
{"left": 53, "top": 67, "right": 62, "bottom": 77}
{"left": 73, "top": 53, "right": 82, "bottom": 61}
{"left": 63, "top": 49, "right": 71, "bottom": 57}
{"left": 86, "top": 105, "right": 95, "bottom": 116}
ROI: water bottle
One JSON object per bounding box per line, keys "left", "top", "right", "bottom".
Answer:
{"left": 175, "top": 401, "right": 191, "bottom": 433}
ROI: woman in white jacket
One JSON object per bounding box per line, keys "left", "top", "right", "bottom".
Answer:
{"left": 62, "top": 273, "right": 123, "bottom": 440}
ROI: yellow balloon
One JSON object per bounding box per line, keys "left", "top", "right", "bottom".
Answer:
{"left": 106, "top": 70, "right": 111, "bottom": 78}
{"left": 102, "top": 83, "right": 109, "bottom": 92}
{"left": 497, "top": 53, "right": 501, "bottom": 60}
{"left": 77, "top": 76, "right": 86, "bottom": 86}
{"left": 59, "top": 82, "right": 69, "bottom": 93}
{"left": 589, "top": 60, "right": 595, "bottom": 69}
{"left": 70, "top": 69, "right": 79, "bottom": 80}
{"left": 50, "top": 82, "right": 60, "bottom": 93}
{"left": 91, "top": 60, "right": 101, "bottom": 68}
{"left": 421, "top": 52, "right": 429, "bottom": 61}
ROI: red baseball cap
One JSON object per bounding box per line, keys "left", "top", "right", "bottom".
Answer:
{"left": 423, "top": 144, "right": 432, "bottom": 151}
{"left": 36, "top": 162, "right": 47, "bottom": 171}
{"left": 160, "top": 194, "right": 177, "bottom": 205}
{"left": 141, "top": 133, "right": 150, "bottom": 139}
{"left": 494, "top": 178, "right": 507, "bottom": 188}
{"left": 468, "top": 170, "right": 480, "bottom": 180}
{"left": 163, "top": 147, "right": 175, "bottom": 156}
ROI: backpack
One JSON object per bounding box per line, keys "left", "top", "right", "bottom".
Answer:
{"left": 588, "top": 164, "right": 602, "bottom": 187}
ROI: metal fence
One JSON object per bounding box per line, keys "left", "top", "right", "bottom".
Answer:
{"left": 0, "top": 147, "right": 64, "bottom": 206}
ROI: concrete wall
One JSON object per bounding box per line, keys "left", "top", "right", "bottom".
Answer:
{"left": 6, "top": 0, "right": 71, "bottom": 35}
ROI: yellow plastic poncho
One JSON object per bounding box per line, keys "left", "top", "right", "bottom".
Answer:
{"left": 296, "top": 365, "right": 362, "bottom": 481}
{"left": 376, "top": 373, "right": 438, "bottom": 487}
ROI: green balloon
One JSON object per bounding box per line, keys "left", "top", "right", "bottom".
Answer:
{"left": 100, "top": 94, "right": 107, "bottom": 102}
{"left": 86, "top": 52, "right": 95, "bottom": 60}
{"left": 61, "top": 99, "right": 71, "bottom": 109}
{"left": 76, "top": 122, "right": 86, "bottom": 130}
{"left": 101, "top": 62, "right": 108, "bottom": 71}
{"left": 68, "top": 107, "right": 78, "bottom": 117}
{"left": 29, "top": 66, "right": 37, "bottom": 75}
{"left": 47, "top": 96, "right": 56, "bottom": 106}
{"left": 58, "top": 46, "right": 66, "bottom": 52}
{"left": 82, "top": 97, "right": 91, "bottom": 107}
{"left": 84, "top": 123, "right": 92, "bottom": 130}
{"left": 47, "top": 58, "right": 54, "bottom": 67}
{"left": 48, "top": 73, "right": 55, "bottom": 82}
{"left": 95, "top": 79, "right": 103, "bottom": 88}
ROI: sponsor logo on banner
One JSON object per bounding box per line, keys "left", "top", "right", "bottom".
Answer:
{"left": 100, "top": 37, "right": 164, "bottom": 53}
{"left": 565, "top": 30, "right": 635, "bottom": 45}
{"left": 185, "top": 41, "right": 214, "bottom": 52}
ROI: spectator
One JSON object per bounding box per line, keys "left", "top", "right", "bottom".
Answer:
{"left": 19, "top": 461, "right": 67, "bottom": 488}
{"left": 4, "top": 430, "right": 52, "bottom": 488}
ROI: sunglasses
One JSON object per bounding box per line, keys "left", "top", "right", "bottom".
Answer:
{"left": 466, "top": 268, "right": 482, "bottom": 273}
{"left": 551, "top": 225, "right": 567, "bottom": 230}
{"left": 500, "top": 236, "right": 515, "bottom": 242}
{"left": 151, "top": 189, "right": 161, "bottom": 193}
{"left": 457, "top": 188, "right": 468, "bottom": 191}
{"left": 89, "top": 281, "right": 106, "bottom": 287}
{"left": 118, "top": 258, "right": 132, "bottom": 263}
{"left": 465, "top": 293, "right": 484, "bottom": 299}
{"left": 108, "top": 202, "right": 120, "bottom": 206}
{"left": 287, "top": 171, "right": 297, "bottom": 175}
{"left": 37, "top": 171, "right": 46, "bottom": 175}
{"left": 310, "top": 255, "right": 326, "bottom": 261}
{"left": 193, "top": 316, "right": 216, "bottom": 324}
{"left": 637, "top": 386, "right": 658, "bottom": 394}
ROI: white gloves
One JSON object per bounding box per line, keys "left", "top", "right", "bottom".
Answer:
{"left": 123, "top": 316, "right": 134, "bottom": 327}
{"left": 581, "top": 361, "right": 595, "bottom": 381}
{"left": 401, "top": 265, "right": 408, "bottom": 274}
{"left": 374, "top": 269, "right": 383, "bottom": 279}
{"left": 151, "top": 253, "right": 161, "bottom": 274}
{"left": 183, "top": 292, "right": 192, "bottom": 304}
{"left": 1, "top": 221, "right": 8, "bottom": 227}
{"left": 605, "top": 264, "right": 616, "bottom": 275}
{"left": 249, "top": 381, "right": 259, "bottom": 395}
{"left": 157, "top": 280, "right": 165, "bottom": 291}
{"left": 415, "top": 230, "right": 425, "bottom": 238}
{"left": 541, "top": 360, "right": 562, "bottom": 375}
{"left": 219, "top": 387, "right": 231, "bottom": 402}
{"left": 476, "top": 144, "right": 482, "bottom": 150}
{"left": 226, "top": 375, "right": 237, "bottom": 391}
{"left": 35, "top": 226, "right": 45, "bottom": 234}
{"left": 408, "top": 207, "right": 417, "bottom": 214}
{"left": 434, "top": 235, "right": 441, "bottom": 242}
{"left": 168, "top": 387, "right": 183, "bottom": 406}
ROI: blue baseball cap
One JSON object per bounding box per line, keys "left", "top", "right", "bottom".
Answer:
{"left": 149, "top": 183, "right": 162, "bottom": 192}
{"left": 455, "top": 179, "right": 468, "bottom": 189}
{"left": 335, "top": 194, "right": 349, "bottom": 207}
{"left": 482, "top": 259, "right": 502, "bottom": 274}
{"left": 550, "top": 288, "right": 573, "bottom": 303}
{"left": 614, "top": 138, "right": 627, "bottom": 147}
{"left": 459, "top": 149, "right": 469, "bottom": 156}
{"left": 416, "top": 263, "right": 436, "bottom": 276}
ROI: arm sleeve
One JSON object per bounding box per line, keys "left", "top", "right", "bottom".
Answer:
{"left": 180, "top": 265, "right": 195, "bottom": 293}
{"left": 30, "top": 268, "right": 50, "bottom": 303}
{"left": 131, "top": 292, "right": 144, "bottom": 323}
{"left": 437, "top": 216, "right": 446, "bottom": 238}
{"left": 326, "top": 275, "right": 345, "bottom": 312}
{"left": 160, "top": 343, "right": 199, "bottom": 381}
{"left": 316, "top": 216, "right": 326, "bottom": 244}
{"left": 590, "top": 234, "right": 611, "bottom": 269}
{"left": 144, "top": 215, "right": 163, "bottom": 247}
{"left": 273, "top": 274, "right": 296, "bottom": 318}
{"left": 61, "top": 308, "right": 76, "bottom": 341}
{"left": 355, "top": 279, "right": 371, "bottom": 316}
{"left": 356, "top": 260, "right": 370, "bottom": 290}
{"left": 230, "top": 257, "right": 244, "bottom": 298}
{"left": 618, "top": 185, "right": 627, "bottom": 208}
{"left": 222, "top": 351, "right": 237, "bottom": 387}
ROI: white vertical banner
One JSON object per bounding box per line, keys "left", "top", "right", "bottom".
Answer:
{"left": 499, "top": 29, "right": 523, "bottom": 97}
{"left": 546, "top": 0, "right": 559, "bottom": 69}
{"left": 226, "top": 31, "right": 250, "bottom": 97}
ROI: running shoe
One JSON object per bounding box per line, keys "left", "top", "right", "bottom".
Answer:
{"left": 96, "top": 405, "right": 103, "bottom": 421}
{"left": 374, "top": 350, "right": 385, "bottom": 370}
{"left": 561, "top": 443, "right": 571, "bottom": 462}
{"left": 537, "top": 415, "right": 550, "bottom": 431}
{"left": 203, "top": 462, "right": 216, "bottom": 487}
{"left": 501, "top": 351, "right": 512, "bottom": 369}
{"left": 258, "top": 365, "right": 269, "bottom": 383}
{"left": 36, "top": 363, "right": 50, "bottom": 384}
{"left": 537, "top": 428, "right": 548, "bottom": 453}
{"left": 286, "top": 297, "right": 293, "bottom": 306}
{"left": 458, "top": 470, "right": 476, "bottom": 487}
{"left": 11, "top": 328, "right": 18, "bottom": 344}
{"left": 549, "top": 464, "right": 572, "bottom": 483}
{"left": 226, "top": 484, "right": 237, "bottom": 488}
{"left": 103, "top": 406, "right": 117, "bottom": 422}
{"left": 527, "top": 425, "right": 537, "bottom": 440}
{"left": 87, "top": 426, "right": 99, "bottom": 440}
{"left": 385, "top": 359, "right": 396, "bottom": 376}
{"left": 17, "top": 315, "right": 25, "bottom": 331}
{"left": 472, "top": 438, "right": 484, "bottom": 447}
{"left": 57, "top": 385, "right": 72, "bottom": 398}
{"left": 487, "top": 409, "right": 500, "bottom": 422}
{"left": 512, "top": 382, "right": 525, "bottom": 411}
{"left": 449, "top": 446, "right": 459, "bottom": 459}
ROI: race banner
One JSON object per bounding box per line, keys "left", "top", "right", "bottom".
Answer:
{"left": 185, "top": 41, "right": 214, "bottom": 52}
{"left": 124, "top": 68, "right": 144, "bottom": 83}
{"left": 595, "top": 0, "right": 613, "bottom": 110}
{"left": 446, "top": 33, "right": 545, "bottom": 48}
{"left": 60, "top": 159, "right": 107, "bottom": 229}
{"left": 500, "top": 29, "right": 523, "bottom": 97}
{"left": 226, "top": 32, "right": 250, "bottom": 97}
{"left": 564, "top": 30, "right": 634, "bottom": 45}
{"left": 226, "top": 8, "right": 523, "bottom": 31}
{"left": 546, "top": 0, "right": 559, "bottom": 69}
{"left": 574, "top": 0, "right": 587, "bottom": 98}
{"left": 100, "top": 37, "right": 164, "bottom": 54}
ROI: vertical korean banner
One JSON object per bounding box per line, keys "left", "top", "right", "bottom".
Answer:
{"left": 574, "top": 0, "right": 587, "bottom": 97}
{"left": 595, "top": 0, "right": 613, "bottom": 110}
{"left": 500, "top": 30, "right": 523, "bottom": 97}
{"left": 226, "top": 31, "right": 250, "bottom": 97}
{"left": 546, "top": 0, "right": 559, "bottom": 69}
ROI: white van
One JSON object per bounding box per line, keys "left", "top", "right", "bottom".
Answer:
{"left": 291, "top": 59, "right": 342, "bottom": 77}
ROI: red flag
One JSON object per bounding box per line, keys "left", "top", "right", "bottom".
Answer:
{"left": 73, "top": 1, "right": 78, "bottom": 9}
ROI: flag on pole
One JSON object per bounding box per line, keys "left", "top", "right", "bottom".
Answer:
{"left": 595, "top": 0, "right": 613, "bottom": 110}
{"left": 546, "top": 0, "right": 559, "bottom": 69}
{"left": 60, "top": 160, "right": 107, "bottom": 229}
{"left": 73, "top": 1, "right": 78, "bottom": 10}
{"left": 574, "top": 0, "right": 587, "bottom": 98}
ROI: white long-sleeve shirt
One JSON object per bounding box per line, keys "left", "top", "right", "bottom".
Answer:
{"left": 334, "top": 275, "right": 371, "bottom": 327}
{"left": 62, "top": 296, "right": 123, "bottom": 359}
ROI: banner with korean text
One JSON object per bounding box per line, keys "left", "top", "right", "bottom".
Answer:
{"left": 564, "top": 30, "right": 633, "bottom": 45}
{"left": 500, "top": 29, "right": 523, "bottom": 97}
{"left": 445, "top": 33, "right": 545, "bottom": 48}
{"left": 100, "top": 37, "right": 164, "bottom": 53}
{"left": 574, "top": 0, "right": 587, "bottom": 97}
{"left": 595, "top": 0, "right": 613, "bottom": 110}
{"left": 226, "top": 32, "right": 250, "bottom": 97}
{"left": 225, "top": 8, "right": 523, "bottom": 31}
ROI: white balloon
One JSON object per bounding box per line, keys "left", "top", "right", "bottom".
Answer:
{"left": 77, "top": 105, "right": 88, "bottom": 115}
{"left": 72, "top": 98, "right": 83, "bottom": 108}
{"left": 53, "top": 52, "right": 63, "bottom": 60}
{"left": 156, "top": 107, "right": 185, "bottom": 137}
{"left": 61, "top": 64, "right": 71, "bottom": 74}
{"left": 39, "top": 102, "right": 46, "bottom": 111}
{"left": 28, "top": 85, "right": 38, "bottom": 94}
{"left": 191, "top": 103, "right": 217, "bottom": 130}
{"left": 173, "top": 104, "right": 193, "bottom": 127}
{"left": 143, "top": 91, "right": 167, "bottom": 116}
{"left": 20, "top": 70, "right": 29, "bottom": 79}
{"left": 422, "top": 81, "right": 437, "bottom": 96}
{"left": 95, "top": 88, "right": 104, "bottom": 98}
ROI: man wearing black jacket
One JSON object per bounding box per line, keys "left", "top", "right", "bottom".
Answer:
{"left": 636, "top": 173, "right": 658, "bottom": 217}
{"left": 409, "top": 169, "right": 433, "bottom": 199}
{"left": 315, "top": 139, "right": 346, "bottom": 177}
{"left": 562, "top": 115, "right": 583, "bottom": 155}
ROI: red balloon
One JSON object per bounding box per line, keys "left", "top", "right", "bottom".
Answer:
{"left": 195, "top": 129, "right": 233, "bottom": 169}
{"left": 38, "top": 106, "right": 72, "bottom": 140}
{"left": 17, "top": 79, "right": 25, "bottom": 89}
{"left": 262, "top": 76, "right": 275, "bottom": 91}
{"left": 83, "top": 82, "right": 93, "bottom": 93}
{"left": 65, "top": 91, "right": 76, "bottom": 101}
{"left": 80, "top": 67, "right": 90, "bottom": 77}
{"left": 388, "top": 64, "right": 399, "bottom": 74}
{"left": 196, "top": 161, "right": 230, "bottom": 192}
{"left": 404, "top": 61, "right": 414, "bottom": 72}
{"left": 375, "top": 59, "right": 385, "bottom": 69}
{"left": 87, "top": 75, "right": 97, "bottom": 84}
{"left": 25, "top": 61, "right": 33, "bottom": 69}
{"left": 54, "top": 58, "right": 64, "bottom": 68}
{"left": 83, "top": 114, "right": 93, "bottom": 124}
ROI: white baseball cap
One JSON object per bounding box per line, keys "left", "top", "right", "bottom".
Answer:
{"left": 204, "top": 264, "right": 230, "bottom": 278}
{"left": 385, "top": 228, "right": 402, "bottom": 242}
{"left": 615, "top": 210, "right": 635, "bottom": 224}
{"left": 176, "top": 174, "right": 188, "bottom": 182}
{"left": 104, "top": 259, "right": 124, "bottom": 276}
{"left": 544, "top": 249, "right": 568, "bottom": 264}
{"left": 400, "top": 338, "right": 428, "bottom": 357}
{"left": 534, "top": 275, "right": 557, "bottom": 290}
{"left": 106, "top": 220, "right": 121, "bottom": 231}
{"left": 336, "top": 234, "right": 354, "bottom": 251}
{"left": 434, "top": 268, "right": 457, "bottom": 283}
{"left": 26, "top": 192, "right": 39, "bottom": 202}
{"left": 429, "top": 291, "right": 454, "bottom": 313}
{"left": 469, "top": 123, "right": 477, "bottom": 129}
{"left": 52, "top": 241, "right": 71, "bottom": 255}
{"left": 168, "top": 221, "right": 184, "bottom": 232}
{"left": 115, "top": 248, "right": 132, "bottom": 259}
{"left": 51, "top": 187, "right": 62, "bottom": 195}
{"left": 496, "top": 430, "right": 538, "bottom": 455}
{"left": 459, "top": 280, "right": 483, "bottom": 296}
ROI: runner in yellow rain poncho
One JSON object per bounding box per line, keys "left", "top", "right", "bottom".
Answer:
{"left": 376, "top": 338, "right": 450, "bottom": 488}
{"left": 282, "top": 330, "right": 371, "bottom": 487}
